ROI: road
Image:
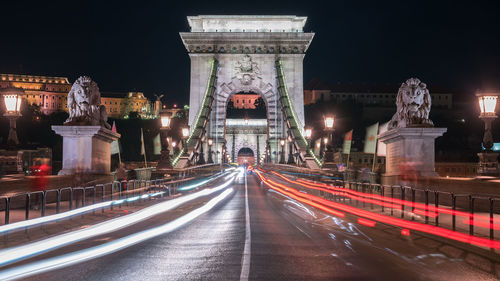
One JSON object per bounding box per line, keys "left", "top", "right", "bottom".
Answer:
{"left": 1, "top": 170, "right": 496, "bottom": 280}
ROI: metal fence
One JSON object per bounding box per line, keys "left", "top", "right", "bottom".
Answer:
{"left": 310, "top": 178, "right": 500, "bottom": 241}
{"left": 264, "top": 164, "right": 500, "bottom": 242}
{"left": 0, "top": 164, "right": 227, "bottom": 226}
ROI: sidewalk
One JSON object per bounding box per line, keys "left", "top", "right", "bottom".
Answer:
{"left": 0, "top": 191, "right": 178, "bottom": 249}
{"left": 0, "top": 174, "right": 114, "bottom": 197}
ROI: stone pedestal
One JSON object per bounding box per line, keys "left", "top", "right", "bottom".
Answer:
{"left": 477, "top": 152, "right": 499, "bottom": 177}
{"left": 378, "top": 127, "right": 446, "bottom": 181}
{"left": 52, "top": 126, "right": 120, "bottom": 175}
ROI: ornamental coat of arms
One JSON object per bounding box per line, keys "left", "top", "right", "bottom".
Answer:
{"left": 234, "top": 54, "right": 261, "bottom": 85}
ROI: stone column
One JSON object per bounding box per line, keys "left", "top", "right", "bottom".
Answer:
{"left": 379, "top": 127, "right": 446, "bottom": 183}
{"left": 52, "top": 126, "right": 120, "bottom": 175}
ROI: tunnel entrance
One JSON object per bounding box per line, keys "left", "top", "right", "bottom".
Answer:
{"left": 237, "top": 147, "right": 255, "bottom": 166}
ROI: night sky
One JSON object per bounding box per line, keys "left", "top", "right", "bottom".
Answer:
{"left": 1, "top": 1, "right": 499, "bottom": 104}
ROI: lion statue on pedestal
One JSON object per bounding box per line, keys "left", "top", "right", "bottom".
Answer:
{"left": 64, "top": 76, "right": 111, "bottom": 129}
{"left": 388, "top": 78, "right": 434, "bottom": 130}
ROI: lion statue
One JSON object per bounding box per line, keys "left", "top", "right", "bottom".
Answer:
{"left": 388, "top": 78, "right": 434, "bottom": 129}
{"left": 64, "top": 76, "right": 111, "bottom": 129}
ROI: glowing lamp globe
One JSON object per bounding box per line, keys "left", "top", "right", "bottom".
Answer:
{"left": 280, "top": 139, "right": 285, "bottom": 146}
{"left": 208, "top": 138, "right": 213, "bottom": 146}
{"left": 182, "top": 127, "right": 190, "bottom": 138}
{"left": 324, "top": 116, "right": 335, "bottom": 130}
{"left": 2, "top": 88, "right": 24, "bottom": 114}
{"left": 304, "top": 128, "right": 312, "bottom": 139}
{"left": 160, "top": 113, "right": 171, "bottom": 128}
{"left": 477, "top": 93, "right": 499, "bottom": 117}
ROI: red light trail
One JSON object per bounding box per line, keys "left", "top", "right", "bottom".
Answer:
{"left": 255, "top": 170, "right": 500, "bottom": 250}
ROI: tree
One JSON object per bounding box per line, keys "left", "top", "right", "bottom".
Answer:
{"left": 254, "top": 97, "right": 265, "bottom": 110}
{"left": 227, "top": 99, "right": 235, "bottom": 110}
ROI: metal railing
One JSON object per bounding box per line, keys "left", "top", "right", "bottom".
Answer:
{"left": 266, "top": 165, "right": 500, "bottom": 243}
{"left": 0, "top": 167, "right": 226, "bottom": 226}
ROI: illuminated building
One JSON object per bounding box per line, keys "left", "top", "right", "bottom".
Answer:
{"left": 230, "top": 94, "right": 260, "bottom": 109}
{"left": 0, "top": 74, "right": 71, "bottom": 115}
{"left": 0, "top": 74, "right": 161, "bottom": 119}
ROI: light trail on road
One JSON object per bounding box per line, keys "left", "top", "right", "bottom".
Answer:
{"left": 0, "top": 171, "right": 231, "bottom": 235}
{"left": 0, "top": 172, "right": 237, "bottom": 267}
{"left": 0, "top": 192, "right": 165, "bottom": 235}
{"left": 256, "top": 170, "right": 500, "bottom": 250}
{"left": 273, "top": 171, "right": 500, "bottom": 227}
{"left": 0, "top": 188, "right": 235, "bottom": 281}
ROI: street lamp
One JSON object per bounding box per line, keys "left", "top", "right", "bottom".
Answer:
{"left": 207, "top": 138, "right": 214, "bottom": 164}
{"left": 2, "top": 88, "right": 24, "bottom": 146}
{"left": 181, "top": 127, "right": 189, "bottom": 156}
{"left": 197, "top": 135, "right": 206, "bottom": 165}
{"left": 476, "top": 92, "right": 500, "bottom": 176}
{"left": 305, "top": 127, "right": 313, "bottom": 156}
{"left": 323, "top": 116, "right": 335, "bottom": 166}
{"left": 265, "top": 141, "right": 271, "bottom": 163}
{"left": 172, "top": 141, "right": 180, "bottom": 155}
{"left": 157, "top": 111, "right": 172, "bottom": 169}
{"left": 279, "top": 139, "right": 285, "bottom": 164}
{"left": 287, "top": 134, "right": 294, "bottom": 164}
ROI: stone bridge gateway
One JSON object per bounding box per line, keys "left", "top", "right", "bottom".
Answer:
{"left": 174, "top": 15, "right": 320, "bottom": 168}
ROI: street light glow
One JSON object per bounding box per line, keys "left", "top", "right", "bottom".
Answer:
{"left": 4, "top": 94, "right": 22, "bottom": 112}
{"left": 160, "top": 114, "right": 171, "bottom": 128}
{"left": 324, "top": 116, "right": 334, "bottom": 130}
{"left": 182, "top": 127, "right": 190, "bottom": 138}
{"left": 478, "top": 95, "right": 498, "bottom": 115}
{"left": 304, "top": 128, "right": 312, "bottom": 139}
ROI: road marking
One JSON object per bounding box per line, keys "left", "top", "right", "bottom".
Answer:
{"left": 240, "top": 170, "right": 251, "bottom": 281}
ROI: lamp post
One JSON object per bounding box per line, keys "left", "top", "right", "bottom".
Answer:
{"left": 323, "top": 116, "right": 335, "bottom": 167}
{"left": 221, "top": 142, "right": 227, "bottom": 164}
{"left": 181, "top": 127, "right": 189, "bottom": 156}
{"left": 172, "top": 141, "right": 180, "bottom": 155}
{"left": 305, "top": 127, "right": 313, "bottom": 156}
{"left": 156, "top": 112, "right": 172, "bottom": 169}
{"left": 477, "top": 92, "right": 500, "bottom": 176}
{"left": 197, "top": 135, "right": 206, "bottom": 165}
{"left": 265, "top": 141, "right": 271, "bottom": 163}
{"left": 287, "top": 134, "right": 295, "bottom": 164}
{"left": 207, "top": 138, "right": 214, "bottom": 164}
{"left": 279, "top": 139, "right": 285, "bottom": 164}
{"left": 2, "top": 88, "right": 24, "bottom": 146}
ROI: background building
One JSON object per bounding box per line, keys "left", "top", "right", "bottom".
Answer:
{"left": 304, "top": 78, "right": 453, "bottom": 109}
{"left": 0, "top": 74, "right": 71, "bottom": 115}
{"left": 0, "top": 74, "right": 157, "bottom": 119}
{"left": 230, "top": 94, "right": 260, "bottom": 109}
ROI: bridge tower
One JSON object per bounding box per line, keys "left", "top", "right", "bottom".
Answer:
{"left": 177, "top": 15, "right": 318, "bottom": 167}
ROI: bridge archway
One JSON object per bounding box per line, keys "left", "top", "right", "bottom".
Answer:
{"left": 180, "top": 16, "right": 314, "bottom": 166}
{"left": 237, "top": 147, "right": 255, "bottom": 165}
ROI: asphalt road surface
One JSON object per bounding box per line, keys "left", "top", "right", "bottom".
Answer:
{"left": 5, "top": 171, "right": 496, "bottom": 281}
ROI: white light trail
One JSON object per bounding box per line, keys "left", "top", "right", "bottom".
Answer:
{"left": 0, "top": 188, "right": 234, "bottom": 281}
{"left": 0, "top": 173, "right": 236, "bottom": 267}
{"left": 0, "top": 172, "right": 227, "bottom": 235}
{"left": 0, "top": 192, "right": 166, "bottom": 235}
{"left": 177, "top": 172, "right": 229, "bottom": 191}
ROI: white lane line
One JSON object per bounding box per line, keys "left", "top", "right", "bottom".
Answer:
{"left": 240, "top": 170, "right": 251, "bottom": 281}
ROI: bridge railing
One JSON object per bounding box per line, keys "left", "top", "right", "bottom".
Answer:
{"left": 0, "top": 167, "right": 226, "bottom": 226}
{"left": 265, "top": 164, "right": 500, "bottom": 243}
